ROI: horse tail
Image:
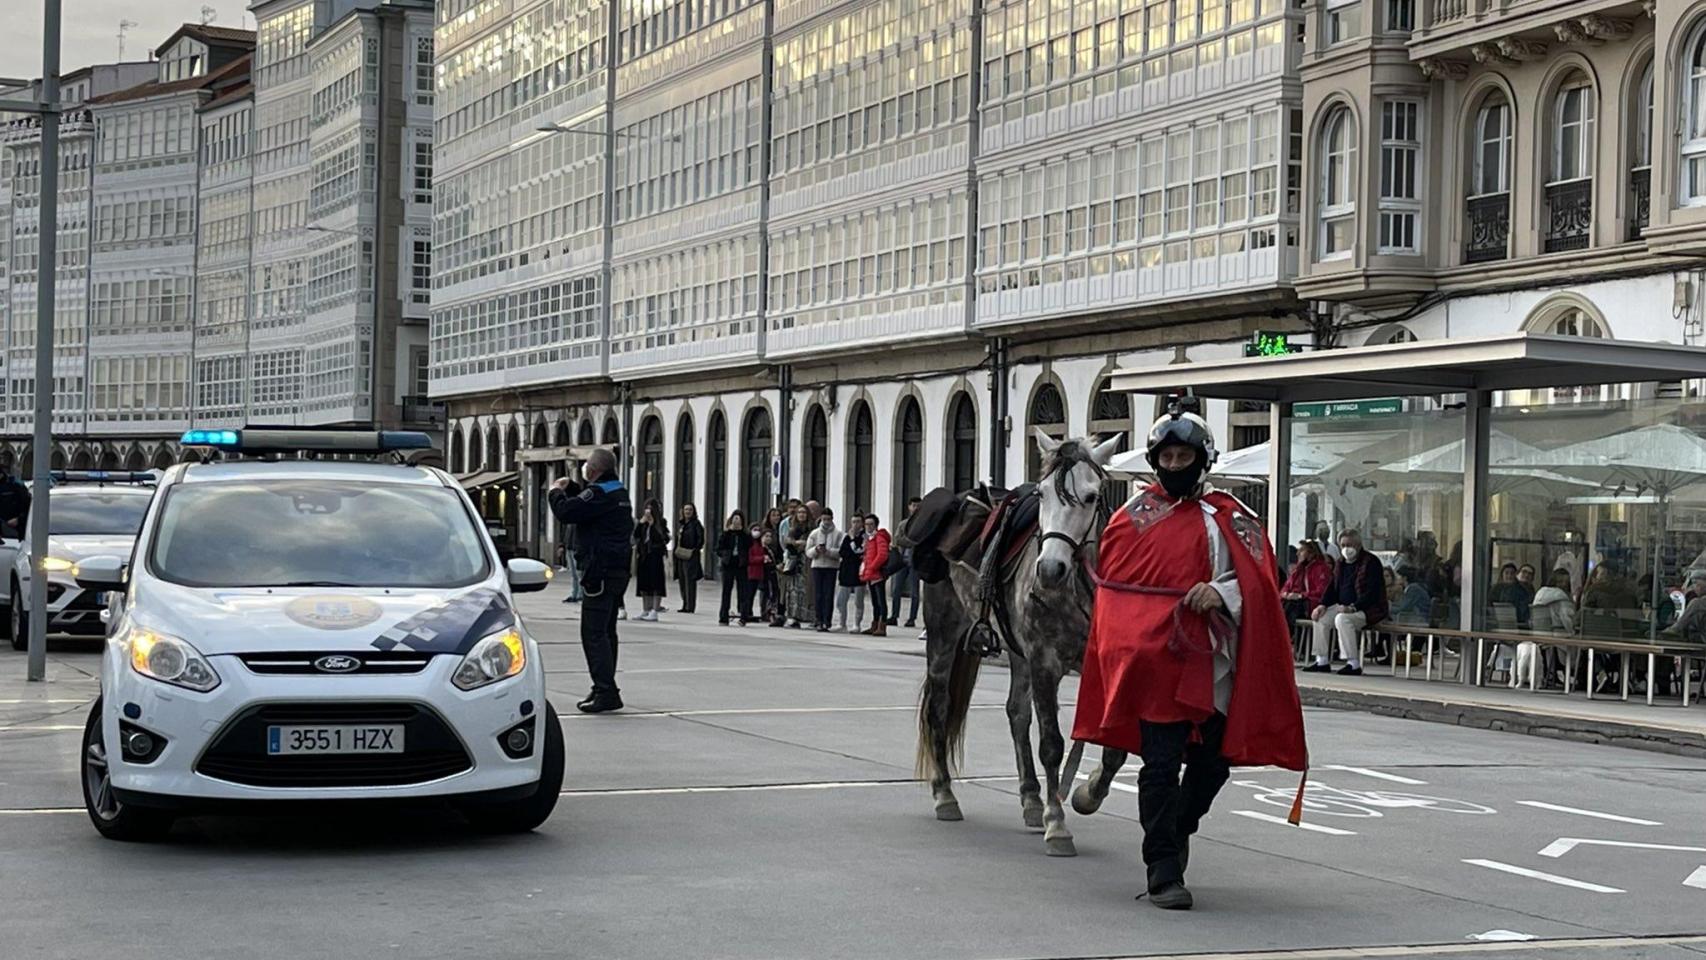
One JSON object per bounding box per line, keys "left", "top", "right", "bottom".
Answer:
{"left": 915, "top": 638, "right": 982, "bottom": 781}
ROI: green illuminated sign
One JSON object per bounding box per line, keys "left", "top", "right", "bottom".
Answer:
{"left": 1293, "top": 399, "right": 1404, "bottom": 420}
{"left": 1245, "top": 331, "right": 1302, "bottom": 357}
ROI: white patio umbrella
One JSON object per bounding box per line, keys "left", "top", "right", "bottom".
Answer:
{"left": 1107, "top": 435, "right": 1347, "bottom": 481}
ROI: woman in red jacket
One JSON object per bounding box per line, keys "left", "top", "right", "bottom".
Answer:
{"left": 859, "top": 514, "right": 891, "bottom": 637}
{"left": 1280, "top": 540, "right": 1333, "bottom": 625}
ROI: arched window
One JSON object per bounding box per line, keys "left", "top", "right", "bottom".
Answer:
{"left": 947, "top": 393, "right": 978, "bottom": 494}
{"left": 675, "top": 412, "right": 695, "bottom": 519}
{"left": 707, "top": 410, "right": 728, "bottom": 528}
{"left": 1545, "top": 76, "right": 1595, "bottom": 252}
{"left": 741, "top": 407, "right": 773, "bottom": 523}
{"left": 637, "top": 416, "right": 664, "bottom": 509}
{"left": 803, "top": 405, "right": 829, "bottom": 506}
{"left": 1026, "top": 382, "right": 1067, "bottom": 481}
{"left": 150, "top": 447, "right": 174, "bottom": 471}
{"left": 48, "top": 450, "right": 65, "bottom": 471}
{"left": 895, "top": 397, "right": 923, "bottom": 519}
{"left": 553, "top": 420, "right": 570, "bottom": 447}
{"left": 846, "top": 401, "right": 874, "bottom": 515}
{"left": 530, "top": 421, "right": 547, "bottom": 450}
{"left": 1630, "top": 57, "right": 1654, "bottom": 240}
{"left": 124, "top": 449, "right": 145, "bottom": 470}
{"left": 504, "top": 424, "right": 520, "bottom": 471}
{"left": 1683, "top": 25, "right": 1706, "bottom": 203}
{"left": 1465, "top": 93, "right": 1512, "bottom": 263}
{"left": 1369, "top": 324, "right": 1418, "bottom": 345}
{"left": 576, "top": 419, "right": 594, "bottom": 447}
{"left": 602, "top": 416, "right": 620, "bottom": 447}
{"left": 1089, "top": 379, "right": 1131, "bottom": 505}
{"left": 449, "top": 426, "right": 464, "bottom": 473}
{"left": 98, "top": 449, "right": 119, "bottom": 470}
{"left": 467, "top": 424, "right": 483, "bottom": 470}
{"left": 486, "top": 427, "right": 501, "bottom": 472}
{"left": 71, "top": 449, "right": 93, "bottom": 470}
{"left": 1517, "top": 299, "right": 1610, "bottom": 405}
{"left": 1318, "top": 106, "right": 1357, "bottom": 260}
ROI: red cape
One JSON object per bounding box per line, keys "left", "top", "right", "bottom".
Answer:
{"left": 1072, "top": 486, "right": 1307, "bottom": 771}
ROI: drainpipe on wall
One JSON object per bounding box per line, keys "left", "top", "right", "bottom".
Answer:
{"left": 777, "top": 363, "right": 792, "bottom": 503}
{"left": 988, "top": 337, "right": 1007, "bottom": 488}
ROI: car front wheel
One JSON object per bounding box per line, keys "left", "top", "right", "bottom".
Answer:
{"left": 81, "top": 699, "right": 174, "bottom": 842}
{"left": 460, "top": 702, "right": 563, "bottom": 834}
{"left": 8, "top": 579, "right": 23, "bottom": 651}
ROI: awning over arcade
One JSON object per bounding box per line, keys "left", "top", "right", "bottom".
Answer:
{"left": 456, "top": 470, "right": 518, "bottom": 491}
{"left": 1109, "top": 333, "right": 1706, "bottom": 402}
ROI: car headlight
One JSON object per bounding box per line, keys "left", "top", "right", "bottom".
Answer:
{"left": 451, "top": 627, "right": 526, "bottom": 691}
{"left": 128, "top": 629, "right": 220, "bottom": 693}
{"left": 40, "top": 556, "right": 75, "bottom": 573}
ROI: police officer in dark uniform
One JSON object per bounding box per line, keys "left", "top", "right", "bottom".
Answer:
{"left": 0, "top": 458, "right": 30, "bottom": 540}
{"left": 548, "top": 447, "right": 634, "bottom": 713}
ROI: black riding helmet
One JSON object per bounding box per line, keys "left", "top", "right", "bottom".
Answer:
{"left": 1145, "top": 410, "right": 1218, "bottom": 470}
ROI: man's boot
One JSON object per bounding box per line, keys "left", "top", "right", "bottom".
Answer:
{"left": 872, "top": 620, "right": 888, "bottom": 637}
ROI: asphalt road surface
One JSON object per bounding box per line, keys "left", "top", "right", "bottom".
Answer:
{"left": 3, "top": 589, "right": 1705, "bottom": 960}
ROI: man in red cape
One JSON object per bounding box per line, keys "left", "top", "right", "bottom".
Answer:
{"left": 1073, "top": 405, "right": 1307, "bottom": 910}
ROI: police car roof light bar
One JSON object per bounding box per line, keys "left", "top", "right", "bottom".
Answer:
{"left": 179, "top": 428, "right": 434, "bottom": 454}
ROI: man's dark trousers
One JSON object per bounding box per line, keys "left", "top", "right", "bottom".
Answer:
{"left": 811, "top": 568, "right": 837, "bottom": 627}
{"left": 1137, "top": 713, "right": 1231, "bottom": 892}
{"left": 581, "top": 574, "right": 628, "bottom": 700}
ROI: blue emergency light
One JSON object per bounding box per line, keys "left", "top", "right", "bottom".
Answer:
{"left": 47, "top": 470, "right": 157, "bottom": 485}
{"left": 179, "top": 429, "right": 434, "bottom": 454}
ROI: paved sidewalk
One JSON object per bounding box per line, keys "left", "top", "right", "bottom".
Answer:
{"left": 1295, "top": 671, "right": 1706, "bottom": 758}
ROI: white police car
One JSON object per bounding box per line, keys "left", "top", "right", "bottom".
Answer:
{"left": 77, "top": 429, "right": 562, "bottom": 841}
{"left": 4, "top": 471, "right": 155, "bottom": 649}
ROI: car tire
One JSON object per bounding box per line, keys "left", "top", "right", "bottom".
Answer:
{"left": 81, "top": 699, "right": 174, "bottom": 842}
{"left": 7, "top": 579, "right": 23, "bottom": 652}
{"left": 461, "top": 702, "right": 563, "bottom": 834}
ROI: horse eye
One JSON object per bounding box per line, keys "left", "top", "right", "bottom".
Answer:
{"left": 1085, "top": 492, "right": 1098, "bottom": 503}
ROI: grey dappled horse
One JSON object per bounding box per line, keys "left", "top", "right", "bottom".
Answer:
{"left": 914, "top": 431, "right": 1128, "bottom": 856}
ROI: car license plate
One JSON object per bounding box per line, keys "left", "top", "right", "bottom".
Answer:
{"left": 266, "top": 725, "right": 404, "bottom": 755}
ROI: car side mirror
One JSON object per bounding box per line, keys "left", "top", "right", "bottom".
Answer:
{"left": 506, "top": 558, "right": 552, "bottom": 594}
{"left": 74, "top": 555, "right": 127, "bottom": 591}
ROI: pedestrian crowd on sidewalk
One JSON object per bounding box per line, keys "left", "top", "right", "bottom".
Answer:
{"left": 553, "top": 485, "right": 925, "bottom": 638}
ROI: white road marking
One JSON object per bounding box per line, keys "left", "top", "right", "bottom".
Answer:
{"left": 1462, "top": 859, "right": 1624, "bottom": 893}
{"left": 1516, "top": 801, "right": 1661, "bottom": 826}
{"left": 0, "top": 724, "right": 83, "bottom": 732}
{"left": 1685, "top": 866, "right": 1706, "bottom": 890}
{"left": 1538, "top": 838, "right": 1706, "bottom": 859}
{"left": 1319, "top": 765, "right": 1426, "bottom": 785}
{"left": 1230, "top": 809, "right": 1357, "bottom": 835}
{"left": 558, "top": 775, "right": 1015, "bottom": 798}
{"left": 0, "top": 699, "right": 90, "bottom": 704}
{"left": 0, "top": 808, "right": 80, "bottom": 815}
{"left": 1106, "top": 935, "right": 1706, "bottom": 959}
{"left": 556, "top": 704, "right": 1016, "bottom": 720}
{"left": 1467, "top": 931, "right": 1536, "bottom": 942}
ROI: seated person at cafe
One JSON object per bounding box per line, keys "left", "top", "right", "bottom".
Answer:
{"left": 1305, "top": 528, "right": 1388, "bottom": 677}
{"left": 1663, "top": 572, "right": 1706, "bottom": 645}
{"left": 1637, "top": 573, "right": 1676, "bottom": 628}
{"left": 1488, "top": 562, "right": 1535, "bottom": 628}
{"left": 1280, "top": 540, "right": 1333, "bottom": 625}
{"left": 1390, "top": 566, "right": 1432, "bottom": 626}
{"left": 1530, "top": 569, "right": 1576, "bottom": 635}
{"left": 1581, "top": 562, "right": 1639, "bottom": 613}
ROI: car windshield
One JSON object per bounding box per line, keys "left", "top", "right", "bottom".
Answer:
{"left": 47, "top": 492, "right": 151, "bottom": 536}
{"left": 149, "top": 480, "right": 490, "bottom": 588}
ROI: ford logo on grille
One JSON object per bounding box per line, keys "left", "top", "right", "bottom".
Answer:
{"left": 313, "top": 655, "right": 361, "bottom": 674}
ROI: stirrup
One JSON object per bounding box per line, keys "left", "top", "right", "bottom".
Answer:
{"left": 965, "top": 621, "right": 1003, "bottom": 658}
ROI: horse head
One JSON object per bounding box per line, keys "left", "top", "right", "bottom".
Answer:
{"left": 1032, "top": 429, "right": 1120, "bottom": 589}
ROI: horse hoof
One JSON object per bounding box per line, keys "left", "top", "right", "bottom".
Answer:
{"left": 935, "top": 802, "right": 964, "bottom": 822}
{"left": 1023, "top": 805, "right": 1045, "bottom": 830}
{"left": 1070, "top": 784, "right": 1103, "bottom": 817}
{"left": 1045, "top": 835, "right": 1078, "bottom": 857}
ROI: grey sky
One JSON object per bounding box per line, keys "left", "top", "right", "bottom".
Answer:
{"left": 1, "top": 2, "right": 252, "bottom": 82}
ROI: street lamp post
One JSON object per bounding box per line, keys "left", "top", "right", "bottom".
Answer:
{"left": 0, "top": 1, "right": 65, "bottom": 681}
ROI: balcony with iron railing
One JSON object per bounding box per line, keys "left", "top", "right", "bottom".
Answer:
{"left": 1544, "top": 179, "right": 1592, "bottom": 253}
{"left": 401, "top": 395, "right": 446, "bottom": 427}
{"left": 1464, "top": 193, "right": 1510, "bottom": 263}
{"left": 1627, "top": 167, "right": 1650, "bottom": 243}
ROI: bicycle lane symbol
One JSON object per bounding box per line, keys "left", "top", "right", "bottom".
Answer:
{"left": 1233, "top": 779, "right": 1500, "bottom": 819}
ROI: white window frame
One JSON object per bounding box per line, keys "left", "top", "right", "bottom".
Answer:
{"left": 1318, "top": 107, "right": 1357, "bottom": 261}
{"left": 1469, "top": 100, "right": 1510, "bottom": 200}
{"left": 1634, "top": 60, "right": 1654, "bottom": 171}
{"left": 1681, "top": 24, "right": 1706, "bottom": 204}
{"left": 1327, "top": 0, "right": 1362, "bottom": 45}
{"left": 1386, "top": 0, "right": 1414, "bottom": 33}
{"left": 1378, "top": 100, "right": 1421, "bottom": 255}
{"left": 1549, "top": 81, "right": 1595, "bottom": 186}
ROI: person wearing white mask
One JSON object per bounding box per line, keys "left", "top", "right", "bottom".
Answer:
{"left": 1303, "top": 529, "right": 1389, "bottom": 676}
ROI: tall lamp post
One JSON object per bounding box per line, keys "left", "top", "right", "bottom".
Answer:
{"left": 0, "top": 0, "right": 63, "bottom": 681}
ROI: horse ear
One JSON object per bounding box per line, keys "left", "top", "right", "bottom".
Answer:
{"left": 1032, "top": 427, "right": 1062, "bottom": 455}
{"left": 1090, "top": 434, "right": 1122, "bottom": 466}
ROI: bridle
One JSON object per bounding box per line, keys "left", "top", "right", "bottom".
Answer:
{"left": 1034, "top": 457, "right": 1110, "bottom": 575}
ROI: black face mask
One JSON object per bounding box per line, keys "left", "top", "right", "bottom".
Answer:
{"left": 1157, "top": 461, "right": 1205, "bottom": 499}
